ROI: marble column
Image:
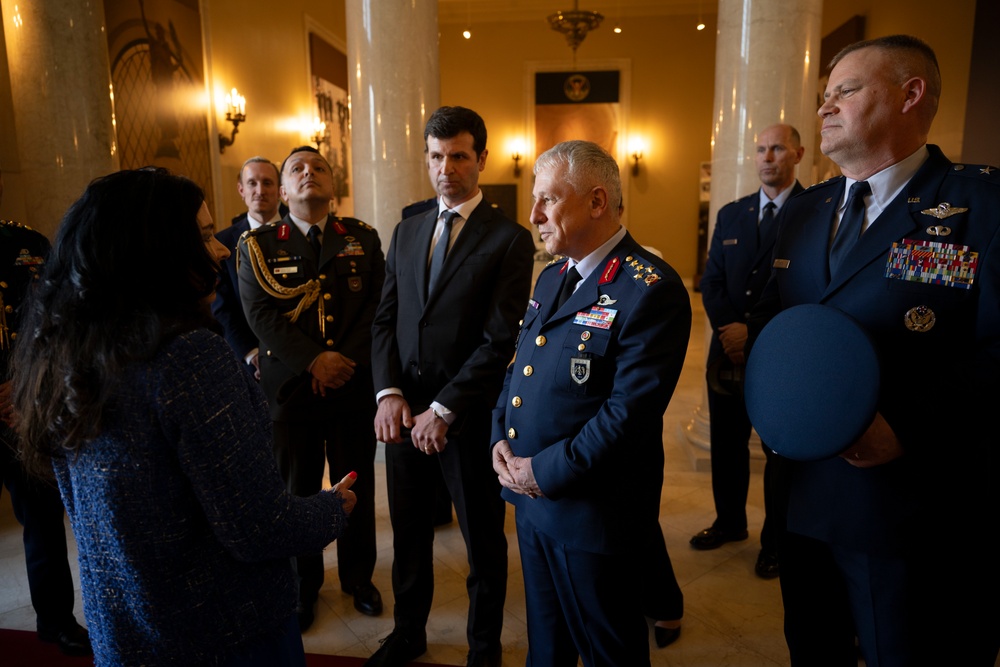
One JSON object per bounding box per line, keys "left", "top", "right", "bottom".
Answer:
{"left": 345, "top": 0, "right": 439, "bottom": 241}
{"left": 685, "top": 0, "right": 822, "bottom": 456}
{"left": 1, "top": 0, "right": 118, "bottom": 239}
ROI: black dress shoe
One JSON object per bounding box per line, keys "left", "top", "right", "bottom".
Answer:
{"left": 364, "top": 630, "right": 427, "bottom": 667}
{"left": 38, "top": 621, "right": 92, "bottom": 657}
{"left": 348, "top": 581, "right": 383, "bottom": 616}
{"left": 654, "top": 625, "right": 681, "bottom": 648}
{"left": 467, "top": 646, "right": 502, "bottom": 667}
{"left": 754, "top": 549, "right": 780, "bottom": 579}
{"left": 296, "top": 600, "right": 316, "bottom": 632}
{"left": 689, "top": 526, "right": 749, "bottom": 550}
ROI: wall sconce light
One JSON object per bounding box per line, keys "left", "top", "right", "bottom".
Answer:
{"left": 218, "top": 87, "right": 246, "bottom": 154}
{"left": 511, "top": 139, "right": 526, "bottom": 177}
{"left": 311, "top": 118, "right": 329, "bottom": 148}
{"left": 628, "top": 137, "right": 646, "bottom": 176}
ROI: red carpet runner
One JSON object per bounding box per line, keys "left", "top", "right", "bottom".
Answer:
{"left": 0, "top": 628, "right": 453, "bottom": 666}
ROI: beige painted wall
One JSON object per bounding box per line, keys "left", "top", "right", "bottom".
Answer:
{"left": 199, "top": 0, "right": 346, "bottom": 227}
{"left": 439, "top": 15, "right": 717, "bottom": 282}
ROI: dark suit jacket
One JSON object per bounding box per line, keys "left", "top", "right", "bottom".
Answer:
{"left": 700, "top": 182, "right": 803, "bottom": 367}
{"left": 212, "top": 215, "right": 255, "bottom": 362}
{"left": 371, "top": 200, "right": 534, "bottom": 425}
{"left": 748, "top": 145, "right": 999, "bottom": 555}
{"left": 492, "top": 232, "right": 692, "bottom": 555}
{"left": 238, "top": 214, "right": 384, "bottom": 421}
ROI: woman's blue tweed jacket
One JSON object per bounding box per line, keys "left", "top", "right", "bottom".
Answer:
{"left": 52, "top": 329, "right": 350, "bottom": 666}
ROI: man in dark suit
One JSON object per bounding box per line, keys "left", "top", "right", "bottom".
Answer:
{"left": 212, "top": 156, "right": 283, "bottom": 378}
{"left": 368, "top": 106, "right": 534, "bottom": 667}
{"left": 238, "top": 146, "right": 385, "bottom": 631}
{"left": 492, "top": 140, "right": 691, "bottom": 666}
{"left": 0, "top": 167, "right": 90, "bottom": 656}
{"left": 748, "top": 35, "right": 998, "bottom": 666}
{"left": 691, "top": 123, "right": 803, "bottom": 579}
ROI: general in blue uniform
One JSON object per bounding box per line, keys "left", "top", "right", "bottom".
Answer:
{"left": 492, "top": 141, "right": 691, "bottom": 666}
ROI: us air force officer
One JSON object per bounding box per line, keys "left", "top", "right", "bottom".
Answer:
{"left": 747, "top": 35, "right": 999, "bottom": 666}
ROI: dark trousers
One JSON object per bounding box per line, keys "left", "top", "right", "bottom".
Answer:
{"left": 271, "top": 386, "right": 377, "bottom": 603}
{"left": 516, "top": 512, "right": 649, "bottom": 667}
{"left": 780, "top": 531, "right": 913, "bottom": 667}
{"left": 640, "top": 522, "right": 683, "bottom": 622}
{"left": 1, "top": 435, "right": 77, "bottom": 633}
{"left": 706, "top": 383, "right": 786, "bottom": 552}
{"left": 384, "top": 410, "right": 507, "bottom": 653}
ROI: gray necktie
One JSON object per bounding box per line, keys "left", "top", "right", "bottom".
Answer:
{"left": 428, "top": 210, "right": 458, "bottom": 295}
{"left": 829, "top": 181, "right": 870, "bottom": 274}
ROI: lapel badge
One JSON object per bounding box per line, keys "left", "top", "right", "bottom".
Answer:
{"left": 907, "top": 197, "right": 921, "bottom": 203}
{"left": 904, "top": 305, "right": 935, "bottom": 332}
{"left": 332, "top": 221, "right": 348, "bottom": 235}
{"left": 644, "top": 273, "right": 661, "bottom": 285}
{"left": 571, "top": 357, "right": 591, "bottom": 385}
{"left": 979, "top": 166, "right": 994, "bottom": 175}
{"left": 580, "top": 330, "right": 591, "bottom": 341}
{"left": 921, "top": 202, "right": 968, "bottom": 219}
{"left": 348, "top": 276, "right": 363, "bottom": 292}
{"left": 598, "top": 257, "right": 621, "bottom": 285}
{"left": 925, "top": 225, "right": 952, "bottom": 237}
{"left": 277, "top": 222, "right": 291, "bottom": 240}
{"left": 596, "top": 294, "right": 618, "bottom": 306}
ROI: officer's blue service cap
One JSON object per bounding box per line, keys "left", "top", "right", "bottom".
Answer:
{"left": 744, "top": 304, "right": 880, "bottom": 461}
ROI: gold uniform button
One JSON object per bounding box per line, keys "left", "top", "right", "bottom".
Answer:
{"left": 325, "top": 315, "right": 334, "bottom": 322}
{"left": 512, "top": 396, "right": 522, "bottom": 408}
{"left": 523, "top": 365, "right": 533, "bottom": 377}
{"left": 266, "top": 350, "right": 272, "bottom": 356}
{"left": 0, "top": 281, "right": 7, "bottom": 288}
{"left": 535, "top": 335, "right": 546, "bottom": 347}
{"left": 508, "top": 427, "right": 517, "bottom": 439}
{"left": 519, "top": 319, "right": 524, "bottom": 326}
{"left": 326, "top": 339, "right": 335, "bottom": 347}
{"left": 578, "top": 344, "right": 586, "bottom": 351}
{"left": 3, "top": 305, "right": 11, "bottom": 313}
{"left": 319, "top": 274, "right": 327, "bottom": 280}
{"left": 9, "top": 332, "right": 15, "bottom": 340}
{"left": 323, "top": 293, "right": 332, "bottom": 301}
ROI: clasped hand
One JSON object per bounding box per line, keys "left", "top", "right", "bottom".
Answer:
{"left": 374, "top": 396, "right": 448, "bottom": 454}
{"left": 310, "top": 351, "right": 356, "bottom": 396}
{"left": 492, "top": 440, "right": 542, "bottom": 498}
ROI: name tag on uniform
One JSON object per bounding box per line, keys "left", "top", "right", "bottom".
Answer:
{"left": 574, "top": 306, "right": 617, "bottom": 329}
{"left": 723, "top": 238, "right": 738, "bottom": 246}
{"left": 885, "top": 238, "right": 977, "bottom": 289}
{"left": 273, "top": 266, "right": 299, "bottom": 275}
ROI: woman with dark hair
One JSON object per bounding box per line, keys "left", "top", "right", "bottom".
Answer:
{"left": 11, "top": 167, "right": 356, "bottom": 667}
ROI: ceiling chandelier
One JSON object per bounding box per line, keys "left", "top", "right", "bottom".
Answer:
{"left": 547, "top": 1, "right": 604, "bottom": 54}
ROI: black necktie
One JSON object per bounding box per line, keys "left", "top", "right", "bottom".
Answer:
{"left": 758, "top": 201, "right": 776, "bottom": 244}
{"left": 556, "top": 266, "right": 581, "bottom": 310}
{"left": 428, "top": 210, "right": 458, "bottom": 295}
{"left": 307, "top": 225, "right": 322, "bottom": 258}
{"left": 829, "top": 181, "right": 870, "bottom": 274}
